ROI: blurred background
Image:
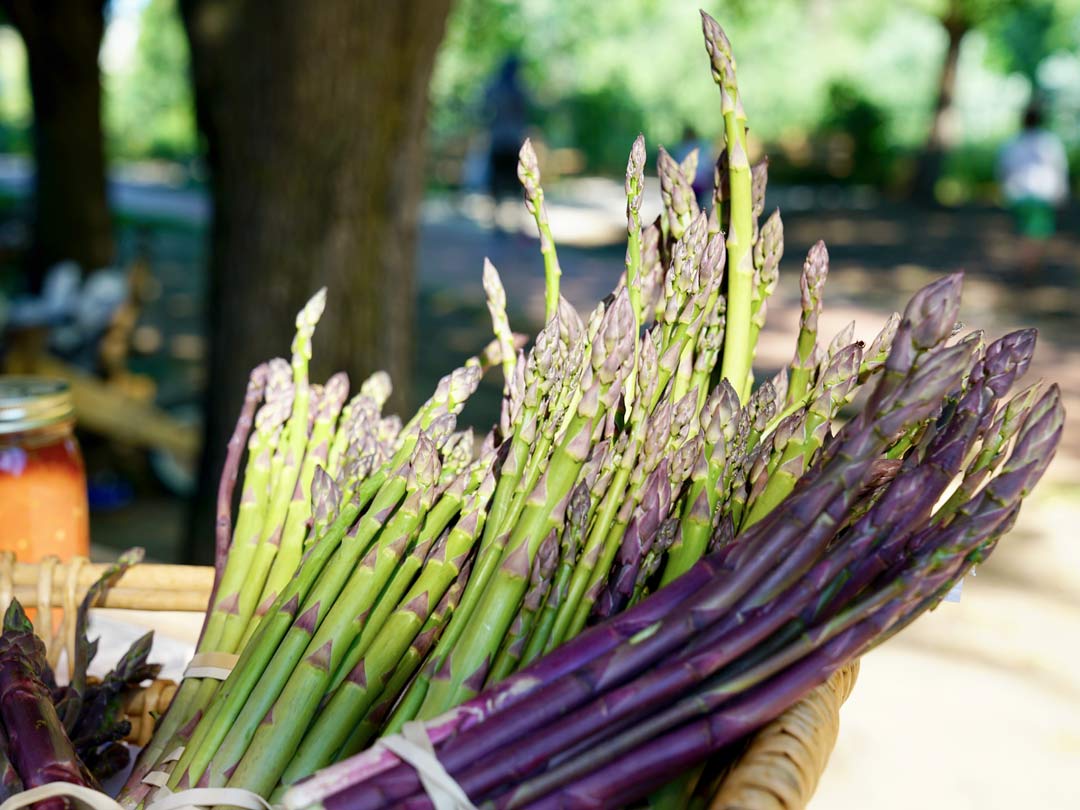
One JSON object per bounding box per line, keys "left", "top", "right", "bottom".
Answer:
{"left": 0, "top": 0, "right": 1077, "bottom": 804}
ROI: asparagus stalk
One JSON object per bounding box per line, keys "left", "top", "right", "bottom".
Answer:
{"left": 658, "top": 147, "right": 698, "bottom": 241}
{"left": 745, "top": 208, "right": 783, "bottom": 399}
{"left": 631, "top": 517, "right": 680, "bottom": 605}
{"left": 215, "top": 363, "right": 269, "bottom": 583}
{"left": 786, "top": 241, "right": 829, "bottom": 406}
{"left": 703, "top": 12, "right": 756, "bottom": 393}
{"left": 485, "top": 530, "right": 559, "bottom": 686}
{"left": 220, "top": 291, "right": 327, "bottom": 653}
{"left": 591, "top": 461, "right": 672, "bottom": 621}
{"left": 518, "top": 140, "right": 561, "bottom": 321}
{"left": 625, "top": 134, "right": 647, "bottom": 331}
{"left": 483, "top": 259, "right": 518, "bottom": 390}
{"left": 0, "top": 601, "right": 98, "bottom": 802}
{"left": 742, "top": 342, "right": 863, "bottom": 527}
{"left": 254, "top": 372, "right": 350, "bottom": 633}
{"left": 661, "top": 381, "right": 740, "bottom": 583}
{"left": 520, "top": 478, "right": 589, "bottom": 664}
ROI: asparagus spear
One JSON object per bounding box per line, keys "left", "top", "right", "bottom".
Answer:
{"left": 0, "top": 601, "right": 99, "bottom": 802}
{"left": 661, "top": 381, "right": 740, "bottom": 583}
{"left": 743, "top": 342, "right": 863, "bottom": 527}
{"left": 591, "top": 461, "right": 672, "bottom": 621}
{"left": 703, "top": 12, "right": 756, "bottom": 393}
{"left": 625, "top": 134, "right": 647, "bottom": 331}
{"left": 221, "top": 291, "right": 327, "bottom": 654}
{"left": 786, "top": 241, "right": 829, "bottom": 406}
{"left": 483, "top": 259, "right": 518, "bottom": 390}
{"left": 657, "top": 146, "right": 697, "bottom": 242}
{"left": 486, "top": 529, "right": 560, "bottom": 685}
{"left": 215, "top": 363, "right": 269, "bottom": 584}
{"left": 518, "top": 139, "right": 561, "bottom": 321}
{"left": 521, "top": 478, "right": 590, "bottom": 664}
{"left": 745, "top": 208, "right": 783, "bottom": 399}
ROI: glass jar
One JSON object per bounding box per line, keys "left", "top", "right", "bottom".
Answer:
{"left": 0, "top": 377, "right": 90, "bottom": 561}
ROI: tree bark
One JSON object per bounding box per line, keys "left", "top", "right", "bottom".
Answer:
{"left": 0, "top": 0, "right": 113, "bottom": 288}
{"left": 909, "top": 1, "right": 969, "bottom": 203}
{"left": 181, "top": 0, "right": 452, "bottom": 563}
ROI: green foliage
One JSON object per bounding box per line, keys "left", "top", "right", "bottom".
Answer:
{"left": 0, "top": 28, "right": 32, "bottom": 154}
{"left": 104, "top": 0, "right": 197, "bottom": 161}
{"left": 816, "top": 80, "right": 893, "bottom": 185}
{"left": 981, "top": 0, "right": 1077, "bottom": 84}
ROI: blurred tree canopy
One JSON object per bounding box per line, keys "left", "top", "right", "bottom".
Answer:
{"left": 2, "top": 0, "right": 1075, "bottom": 195}
{"left": 106, "top": 0, "right": 196, "bottom": 161}
{"left": 426, "top": 0, "right": 1080, "bottom": 194}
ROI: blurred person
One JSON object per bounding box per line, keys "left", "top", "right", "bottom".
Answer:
{"left": 996, "top": 103, "right": 1069, "bottom": 279}
{"left": 672, "top": 125, "right": 715, "bottom": 208}
{"left": 484, "top": 56, "right": 530, "bottom": 215}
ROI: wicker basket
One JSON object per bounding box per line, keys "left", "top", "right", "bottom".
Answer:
{"left": 2, "top": 554, "right": 858, "bottom": 810}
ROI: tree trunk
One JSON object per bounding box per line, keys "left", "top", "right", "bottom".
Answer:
{"left": 181, "top": 0, "right": 452, "bottom": 563}
{"left": 0, "top": 0, "right": 113, "bottom": 288}
{"left": 909, "top": 3, "right": 968, "bottom": 203}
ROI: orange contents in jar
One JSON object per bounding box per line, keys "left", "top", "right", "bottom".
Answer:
{"left": 0, "top": 436, "right": 89, "bottom": 561}
{"left": 0, "top": 377, "right": 90, "bottom": 563}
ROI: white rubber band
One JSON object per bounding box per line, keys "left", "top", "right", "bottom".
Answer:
{"left": 0, "top": 783, "right": 124, "bottom": 810}
{"left": 183, "top": 652, "right": 239, "bottom": 681}
{"left": 142, "top": 772, "right": 170, "bottom": 788}
{"left": 162, "top": 747, "right": 185, "bottom": 764}
{"left": 377, "top": 721, "right": 477, "bottom": 810}
{"left": 144, "top": 787, "right": 275, "bottom": 810}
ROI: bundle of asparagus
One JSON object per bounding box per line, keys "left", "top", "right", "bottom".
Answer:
{"left": 121, "top": 9, "right": 1060, "bottom": 810}
{"left": 286, "top": 276, "right": 1061, "bottom": 809}
{"left": 0, "top": 551, "right": 159, "bottom": 806}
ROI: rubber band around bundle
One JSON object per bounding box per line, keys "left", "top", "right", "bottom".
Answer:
{"left": 183, "top": 651, "right": 239, "bottom": 680}
{"left": 142, "top": 746, "right": 185, "bottom": 787}
{"left": 0, "top": 783, "right": 126, "bottom": 810}
{"left": 376, "top": 721, "right": 477, "bottom": 810}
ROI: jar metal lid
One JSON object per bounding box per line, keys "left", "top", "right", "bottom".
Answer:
{"left": 0, "top": 376, "right": 75, "bottom": 434}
